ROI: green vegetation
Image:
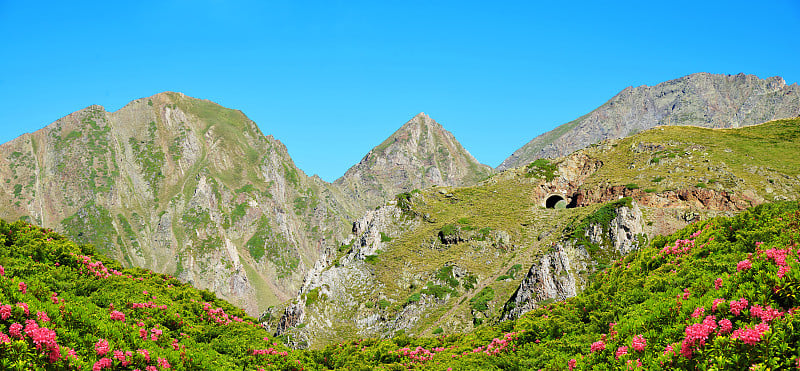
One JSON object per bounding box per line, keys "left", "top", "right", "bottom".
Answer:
{"left": 379, "top": 232, "right": 393, "bottom": 243}
{"left": 469, "top": 287, "right": 495, "bottom": 311}
{"left": 525, "top": 159, "right": 558, "bottom": 181}
{"left": 496, "top": 264, "right": 524, "bottom": 281}
{"left": 624, "top": 183, "right": 639, "bottom": 190}
{"left": 0, "top": 219, "right": 300, "bottom": 370}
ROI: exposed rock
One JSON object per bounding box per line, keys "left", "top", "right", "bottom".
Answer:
{"left": 500, "top": 73, "right": 800, "bottom": 170}
{"left": 335, "top": 113, "right": 493, "bottom": 210}
{"left": 502, "top": 202, "right": 645, "bottom": 320}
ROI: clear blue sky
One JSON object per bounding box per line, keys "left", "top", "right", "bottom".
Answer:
{"left": 2, "top": 1, "right": 799, "bottom": 181}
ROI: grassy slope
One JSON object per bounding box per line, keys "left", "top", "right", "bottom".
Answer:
{"left": 0, "top": 219, "right": 310, "bottom": 370}
{"left": 580, "top": 118, "right": 800, "bottom": 196}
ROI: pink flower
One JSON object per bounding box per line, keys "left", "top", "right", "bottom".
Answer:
{"left": 631, "top": 335, "right": 646, "bottom": 352}
{"left": 157, "top": 357, "right": 171, "bottom": 369}
{"left": 718, "top": 318, "right": 733, "bottom": 334}
{"left": 714, "top": 277, "right": 723, "bottom": 290}
{"left": 732, "top": 323, "right": 770, "bottom": 345}
{"left": 0, "top": 305, "right": 12, "bottom": 320}
{"left": 682, "top": 288, "right": 691, "bottom": 300}
{"left": 150, "top": 328, "right": 163, "bottom": 341}
{"left": 590, "top": 340, "right": 606, "bottom": 353}
{"left": 568, "top": 359, "right": 577, "bottom": 370}
{"left": 0, "top": 265, "right": 4, "bottom": 276}
{"left": 730, "top": 298, "right": 749, "bottom": 316}
{"left": 92, "top": 357, "right": 112, "bottom": 371}
{"left": 137, "top": 349, "right": 151, "bottom": 362}
{"left": 110, "top": 310, "right": 125, "bottom": 322}
{"left": 778, "top": 265, "right": 791, "bottom": 278}
{"left": 737, "top": 259, "right": 752, "bottom": 272}
{"left": 95, "top": 338, "right": 110, "bottom": 356}
{"left": 616, "top": 346, "right": 628, "bottom": 359}
{"left": 9, "top": 323, "right": 23, "bottom": 339}
{"left": 18, "top": 282, "right": 27, "bottom": 294}
{"left": 691, "top": 307, "right": 705, "bottom": 318}
{"left": 37, "top": 311, "right": 51, "bottom": 322}
{"left": 0, "top": 333, "right": 9, "bottom": 344}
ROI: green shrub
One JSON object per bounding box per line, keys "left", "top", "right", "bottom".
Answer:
{"left": 469, "top": 287, "right": 494, "bottom": 311}
{"left": 624, "top": 183, "right": 639, "bottom": 190}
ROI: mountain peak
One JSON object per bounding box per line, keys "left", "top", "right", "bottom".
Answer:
{"left": 335, "top": 113, "right": 493, "bottom": 209}
{"left": 498, "top": 72, "right": 800, "bottom": 171}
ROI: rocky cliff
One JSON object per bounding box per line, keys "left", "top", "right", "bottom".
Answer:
{"left": 335, "top": 113, "right": 493, "bottom": 210}
{"left": 0, "top": 92, "right": 360, "bottom": 315}
{"left": 499, "top": 73, "right": 800, "bottom": 170}
{"left": 502, "top": 201, "right": 645, "bottom": 320}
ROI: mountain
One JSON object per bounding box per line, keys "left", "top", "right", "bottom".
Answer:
{"left": 0, "top": 92, "right": 360, "bottom": 315}
{"left": 498, "top": 72, "right": 800, "bottom": 171}
{"left": 270, "top": 118, "right": 800, "bottom": 347}
{"left": 0, "top": 94, "right": 494, "bottom": 317}
{"left": 334, "top": 113, "right": 493, "bottom": 209}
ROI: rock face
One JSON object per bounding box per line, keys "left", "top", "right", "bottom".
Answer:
{"left": 499, "top": 73, "right": 800, "bottom": 170}
{"left": 0, "top": 92, "right": 360, "bottom": 315}
{"left": 502, "top": 202, "right": 645, "bottom": 320}
{"left": 335, "top": 113, "right": 493, "bottom": 209}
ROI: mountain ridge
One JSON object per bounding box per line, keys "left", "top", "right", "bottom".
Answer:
{"left": 498, "top": 72, "right": 800, "bottom": 170}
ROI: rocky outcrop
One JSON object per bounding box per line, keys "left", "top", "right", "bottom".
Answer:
{"left": 500, "top": 73, "right": 800, "bottom": 170}
{"left": 502, "top": 201, "right": 645, "bottom": 320}
{"left": 572, "top": 185, "right": 759, "bottom": 211}
{"left": 335, "top": 113, "right": 493, "bottom": 210}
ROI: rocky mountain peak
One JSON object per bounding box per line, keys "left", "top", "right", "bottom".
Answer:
{"left": 334, "top": 113, "right": 493, "bottom": 210}
{"left": 498, "top": 72, "right": 800, "bottom": 171}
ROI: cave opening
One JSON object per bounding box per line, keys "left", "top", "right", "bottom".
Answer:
{"left": 545, "top": 195, "right": 568, "bottom": 209}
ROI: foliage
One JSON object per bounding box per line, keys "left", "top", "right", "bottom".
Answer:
{"left": 525, "top": 159, "right": 558, "bottom": 181}
{"left": 0, "top": 219, "right": 301, "bottom": 370}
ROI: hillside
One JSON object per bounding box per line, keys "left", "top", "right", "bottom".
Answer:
{"left": 0, "top": 218, "right": 300, "bottom": 370}
{"left": 334, "top": 112, "right": 493, "bottom": 210}
{"left": 499, "top": 72, "right": 800, "bottom": 170}
{"left": 0, "top": 92, "right": 361, "bottom": 315}
{"left": 4, "top": 198, "right": 800, "bottom": 369}
{"left": 271, "top": 118, "right": 800, "bottom": 347}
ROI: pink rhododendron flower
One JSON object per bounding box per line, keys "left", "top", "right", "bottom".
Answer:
{"left": 590, "top": 340, "right": 606, "bottom": 352}
{"left": 95, "top": 338, "right": 110, "bottom": 356}
{"left": 18, "top": 282, "right": 27, "bottom": 294}
{"left": 616, "top": 346, "right": 628, "bottom": 359}
{"left": 137, "top": 349, "right": 151, "bottom": 362}
{"left": 691, "top": 307, "right": 705, "bottom": 318}
{"left": 157, "top": 357, "right": 171, "bottom": 369}
{"left": 732, "top": 323, "right": 770, "bottom": 345}
{"left": 37, "top": 311, "right": 50, "bottom": 322}
{"left": 9, "top": 323, "right": 23, "bottom": 339}
{"left": 730, "top": 298, "right": 749, "bottom": 316}
{"left": 718, "top": 318, "right": 733, "bottom": 334}
{"left": 568, "top": 359, "right": 577, "bottom": 370}
{"left": 737, "top": 259, "right": 752, "bottom": 271}
{"left": 778, "top": 265, "right": 791, "bottom": 278}
{"left": 714, "top": 277, "right": 723, "bottom": 290}
{"left": 0, "top": 305, "right": 11, "bottom": 320}
{"left": 92, "top": 357, "right": 112, "bottom": 371}
{"left": 0, "top": 265, "right": 4, "bottom": 276}
{"left": 631, "top": 335, "right": 646, "bottom": 352}
{"left": 110, "top": 310, "right": 125, "bottom": 322}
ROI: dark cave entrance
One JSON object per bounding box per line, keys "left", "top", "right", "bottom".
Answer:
{"left": 545, "top": 194, "right": 568, "bottom": 209}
